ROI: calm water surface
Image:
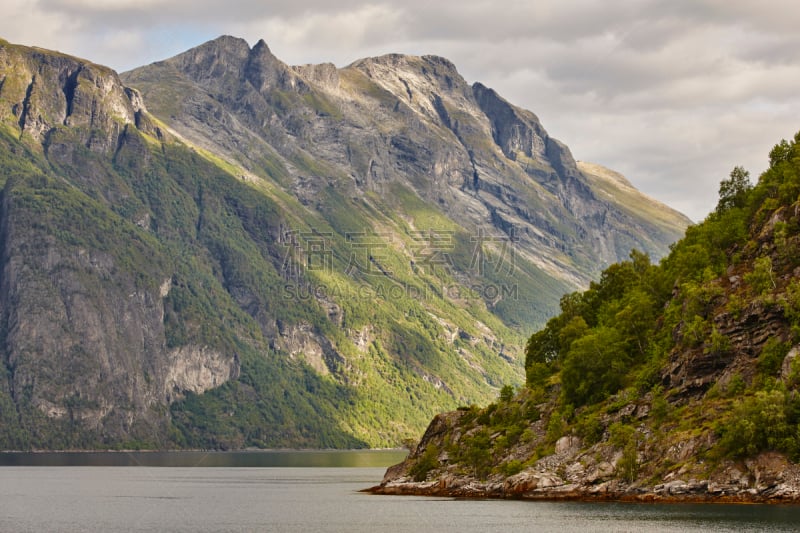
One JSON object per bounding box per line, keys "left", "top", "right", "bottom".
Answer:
{"left": 2, "top": 451, "right": 800, "bottom": 532}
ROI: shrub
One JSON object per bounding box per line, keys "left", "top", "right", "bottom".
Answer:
{"left": 716, "top": 389, "right": 794, "bottom": 457}
{"left": 545, "top": 413, "right": 567, "bottom": 444}
{"left": 500, "top": 459, "right": 525, "bottom": 477}
{"left": 458, "top": 430, "right": 492, "bottom": 479}
{"left": 650, "top": 385, "right": 670, "bottom": 424}
{"left": 745, "top": 256, "right": 776, "bottom": 296}
{"left": 409, "top": 444, "right": 440, "bottom": 481}
{"left": 726, "top": 373, "right": 746, "bottom": 397}
{"left": 608, "top": 422, "right": 635, "bottom": 449}
{"left": 705, "top": 327, "right": 731, "bottom": 356}
{"left": 574, "top": 412, "right": 604, "bottom": 445}
{"left": 758, "top": 338, "right": 790, "bottom": 377}
{"left": 499, "top": 384, "right": 515, "bottom": 403}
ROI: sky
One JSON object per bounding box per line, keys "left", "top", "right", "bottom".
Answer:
{"left": 3, "top": 0, "right": 799, "bottom": 221}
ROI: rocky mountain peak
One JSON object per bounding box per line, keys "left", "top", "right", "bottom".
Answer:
{"left": 244, "top": 38, "right": 303, "bottom": 93}
{"left": 251, "top": 38, "right": 271, "bottom": 54}
{"left": 0, "top": 40, "right": 137, "bottom": 151}
{"left": 350, "top": 52, "right": 471, "bottom": 100}
{"left": 164, "top": 34, "right": 250, "bottom": 86}
{"left": 157, "top": 35, "right": 302, "bottom": 97}
{"left": 184, "top": 34, "right": 251, "bottom": 62}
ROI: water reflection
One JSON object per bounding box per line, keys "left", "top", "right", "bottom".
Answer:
{"left": 0, "top": 449, "right": 408, "bottom": 467}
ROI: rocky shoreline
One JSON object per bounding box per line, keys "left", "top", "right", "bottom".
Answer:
{"left": 367, "top": 476, "right": 800, "bottom": 504}
{"left": 367, "top": 424, "right": 800, "bottom": 504}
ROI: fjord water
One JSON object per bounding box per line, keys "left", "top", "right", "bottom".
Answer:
{"left": 2, "top": 451, "right": 800, "bottom": 532}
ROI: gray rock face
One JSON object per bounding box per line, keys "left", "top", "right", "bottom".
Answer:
{"left": 0, "top": 171, "right": 236, "bottom": 440}
{"left": 0, "top": 40, "right": 239, "bottom": 445}
{"left": 0, "top": 42, "right": 137, "bottom": 152}
{"left": 123, "top": 36, "right": 690, "bottom": 287}
{"left": 472, "top": 82, "right": 549, "bottom": 163}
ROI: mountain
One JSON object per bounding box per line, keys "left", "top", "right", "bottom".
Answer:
{"left": 372, "top": 136, "right": 800, "bottom": 502}
{"left": 0, "top": 36, "right": 688, "bottom": 450}
{"left": 122, "top": 36, "right": 690, "bottom": 293}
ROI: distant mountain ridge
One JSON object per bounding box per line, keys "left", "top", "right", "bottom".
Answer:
{"left": 0, "top": 36, "right": 689, "bottom": 450}
{"left": 123, "top": 36, "right": 690, "bottom": 289}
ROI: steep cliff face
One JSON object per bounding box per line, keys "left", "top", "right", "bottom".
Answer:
{"left": 0, "top": 40, "right": 240, "bottom": 447}
{"left": 0, "top": 37, "right": 690, "bottom": 449}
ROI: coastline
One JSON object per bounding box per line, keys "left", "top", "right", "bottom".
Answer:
{"left": 365, "top": 418, "right": 800, "bottom": 505}
{"left": 365, "top": 478, "right": 800, "bottom": 504}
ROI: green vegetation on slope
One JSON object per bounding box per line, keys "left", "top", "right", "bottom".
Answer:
{"left": 412, "top": 132, "right": 800, "bottom": 480}
{"left": 0, "top": 111, "right": 527, "bottom": 450}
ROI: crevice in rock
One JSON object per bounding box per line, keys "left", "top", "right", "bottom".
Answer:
{"left": 431, "top": 94, "right": 480, "bottom": 192}
{"left": 399, "top": 77, "right": 413, "bottom": 101}
{"left": 18, "top": 77, "right": 35, "bottom": 133}
{"left": 431, "top": 94, "right": 451, "bottom": 130}
{"left": 112, "top": 123, "right": 130, "bottom": 162}
{"left": 62, "top": 68, "right": 80, "bottom": 124}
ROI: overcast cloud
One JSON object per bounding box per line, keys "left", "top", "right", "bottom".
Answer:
{"left": 3, "top": 0, "right": 799, "bottom": 221}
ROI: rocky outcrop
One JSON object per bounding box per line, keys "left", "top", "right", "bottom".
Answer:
{"left": 0, "top": 39, "right": 138, "bottom": 151}
{"left": 274, "top": 321, "right": 346, "bottom": 376}
{"left": 163, "top": 346, "right": 238, "bottom": 401}
{"left": 369, "top": 411, "right": 800, "bottom": 503}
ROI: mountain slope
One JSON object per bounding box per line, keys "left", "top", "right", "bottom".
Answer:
{"left": 122, "top": 36, "right": 690, "bottom": 293}
{"left": 374, "top": 135, "right": 800, "bottom": 501}
{"left": 0, "top": 36, "right": 688, "bottom": 449}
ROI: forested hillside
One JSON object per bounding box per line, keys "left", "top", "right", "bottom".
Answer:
{"left": 376, "top": 132, "right": 800, "bottom": 502}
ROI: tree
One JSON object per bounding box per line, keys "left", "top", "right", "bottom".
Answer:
{"left": 717, "top": 166, "right": 751, "bottom": 212}
{"left": 561, "top": 326, "right": 628, "bottom": 406}
{"left": 613, "top": 288, "right": 656, "bottom": 357}
{"left": 499, "top": 385, "right": 515, "bottom": 403}
{"left": 769, "top": 139, "right": 792, "bottom": 168}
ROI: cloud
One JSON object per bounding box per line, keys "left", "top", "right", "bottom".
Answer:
{"left": 1, "top": 0, "right": 799, "bottom": 220}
